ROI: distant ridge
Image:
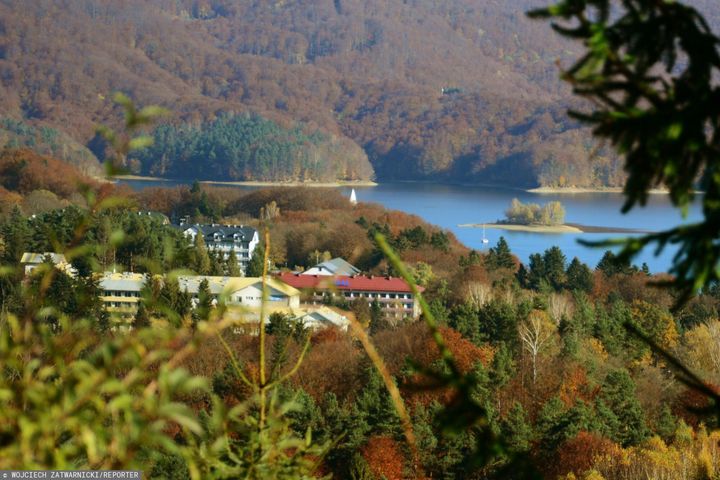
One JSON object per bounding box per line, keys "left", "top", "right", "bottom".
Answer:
{"left": 0, "top": 0, "right": 718, "bottom": 186}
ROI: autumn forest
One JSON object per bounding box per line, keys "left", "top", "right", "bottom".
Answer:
{"left": 2, "top": 0, "right": 717, "bottom": 185}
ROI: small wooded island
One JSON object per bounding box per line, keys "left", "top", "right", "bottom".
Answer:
{"left": 460, "top": 198, "right": 654, "bottom": 234}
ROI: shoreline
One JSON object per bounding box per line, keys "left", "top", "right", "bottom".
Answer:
{"left": 110, "top": 176, "right": 695, "bottom": 195}
{"left": 527, "top": 186, "right": 670, "bottom": 195}
{"left": 459, "top": 223, "right": 582, "bottom": 234}
{"left": 390, "top": 179, "right": 527, "bottom": 192}
{"left": 199, "top": 179, "right": 378, "bottom": 187}
{"left": 459, "top": 222, "right": 655, "bottom": 235}
{"left": 112, "top": 175, "right": 172, "bottom": 182}
{"left": 112, "top": 175, "right": 377, "bottom": 187}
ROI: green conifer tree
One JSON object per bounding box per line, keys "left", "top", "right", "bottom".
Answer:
{"left": 490, "top": 343, "right": 515, "bottom": 387}
{"left": 502, "top": 402, "right": 534, "bottom": 454}
{"left": 543, "top": 246, "right": 567, "bottom": 290}
{"left": 247, "top": 243, "right": 267, "bottom": 277}
{"left": 226, "top": 249, "right": 241, "bottom": 277}
{"left": 596, "top": 250, "right": 634, "bottom": 277}
{"left": 485, "top": 236, "right": 516, "bottom": 271}
{"left": 354, "top": 367, "right": 401, "bottom": 435}
{"left": 525, "top": 253, "right": 546, "bottom": 290}
{"left": 209, "top": 248, "right": 224, "bottom": 276}
{"left": 599, "top": 369, "right": 649, "bottom": 446}
{"left": 368, "top": 300, "right": 388, "bottom": 334}
{"left": 654, "top": 405, "right": 679, "bottom": 441}
{"left": 194, "top": 278, "right": 213, "bottom": 323}
{"left": 477, "top": 300, "right": 518, "bottom": 348}
{"left": 0, "top": 205, "right": 30, "bottom": 263}
{"left": 133, "top": 301, "right": 151, "bottom": 329}
{"left": 193, "top": 233, "right": 211, "bottom": 275}
{"left": 566, "top": 257, "right": 594, "bottom": 292}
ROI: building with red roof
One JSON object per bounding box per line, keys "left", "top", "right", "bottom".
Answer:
{"left": 276, "top": 272, "right": 423, "bottom": 320}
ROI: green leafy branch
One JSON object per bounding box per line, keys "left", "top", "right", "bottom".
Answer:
{"left": 96, "top": 92, "right": 168, "bottom": 177}
{"left": 529, "top": 0, "right": 720, "bottom": 304}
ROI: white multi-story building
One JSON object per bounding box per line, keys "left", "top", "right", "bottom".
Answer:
{"left": 277, "top": 273, "right": 423, "bottom": 320}
{"left": 175, "top": 223, "right": 259, "bottom": 273}
{"left": 98, "top": 272, "right": 147, "bottom": 312}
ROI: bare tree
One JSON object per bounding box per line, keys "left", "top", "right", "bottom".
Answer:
{"left": 548, "top": 292, "right": 574, "bottom": 326}
{"left": 260, "top": 201, "right": 281, "bottom": 221}
{"left": 463, "top": 281, "right": 493, "bottom": 308}
{"left": 519, "top": 310, "right": 554, "bottom": 385}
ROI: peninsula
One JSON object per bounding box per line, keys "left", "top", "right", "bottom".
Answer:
{"left": 458, "top": 198, "right": 655, "bottom": 234}
{"left": 458, "top": 222, "right": 654, "bottom": 234}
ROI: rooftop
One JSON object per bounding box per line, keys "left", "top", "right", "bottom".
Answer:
{"left": 306, "top": 257, "right": 361, "bottom": 276}
{"left": 99, "top": 272, "right": 148, "bottom": 291}
{"left": 21, "top": 252, "right": 69, "bottom": 265}
{"left": 97, "top": 273, "right": 300, "bottom": 297}
{"left": 174, "top": 223, "right": 257, "bottom": 241}
{"left": 277, "top": 273, "right": 421, "bottom": 293}
{"left": 177, "top": 276, "right": 300, "bottom": 297}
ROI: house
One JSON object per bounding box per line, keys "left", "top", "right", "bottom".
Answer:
{"left": 178, "top": 275, "right": 302, "bottom": 330}
{"left": 137, "top": 211, "right": 170, "bottom": 224}
{"left": 302, "top": 257, "right": 361, "bottom": 276}
{"left": 276, "top": 273, "right": 423, "bottom": 320}
{"left": 174, "top": 223, "right": 259, "bottom": 273}
{"left": 177, "top": 276, "right": 300, "bottom": 310}
{"left": 297, "top": 306, "right": 351, "bottom": 331}
{"left": 20, "top": 252, "right": 78, "bottom": 278}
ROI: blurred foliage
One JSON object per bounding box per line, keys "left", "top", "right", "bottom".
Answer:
{"left": 0, "top": 203, "right": 328, "bottom": 478}
{"left": 97, "top": 92, "right": 168, "bottom": 177}
{"left": 0, "top": 96, "right": 328, "bottom": 477}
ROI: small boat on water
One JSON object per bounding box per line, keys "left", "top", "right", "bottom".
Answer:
{"left": 350, "top": 188, "right": 358, "bottom": 205}
{"left": 482, "top": 224, "right": 489, "bottom": 244}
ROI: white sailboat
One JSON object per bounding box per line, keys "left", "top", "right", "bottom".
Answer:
{"left": 349, "top": 188, "right": 358, "bottom": 205}
{"left": 481, "top": 224, "right": 489, "bottom": 244}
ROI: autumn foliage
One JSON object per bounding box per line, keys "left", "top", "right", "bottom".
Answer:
{"left": 554, "top": 432, "right": 619, "bottom": 478}
{"left": 361, "top": 436, "right": 405, "bottom": 480}
{"left": 0, "top": 148, "right": 99, "bottom": 199}
{"left": 4, "top": 0, "right": 703, "bottom": 186}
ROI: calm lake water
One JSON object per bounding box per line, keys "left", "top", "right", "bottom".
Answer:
{"left": 120, "top": 179, "right": 703, "bottom": 273}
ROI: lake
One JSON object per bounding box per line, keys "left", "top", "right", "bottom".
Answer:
{"left": 120, "top": 179, "right": 703, "bottom": 273}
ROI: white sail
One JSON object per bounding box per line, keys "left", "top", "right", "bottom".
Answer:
{"left": 350, "top": 188, "right": 358, "bottom": 205}
{"left": 482, "top": 224, "right": 489, "bottom": 244}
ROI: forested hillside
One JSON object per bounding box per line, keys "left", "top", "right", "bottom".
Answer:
{"left": 129, "top": 114, "right": 373, "bottom": 181}
{"left": 0, "top": 0, "right": 718, "bottom": 185}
